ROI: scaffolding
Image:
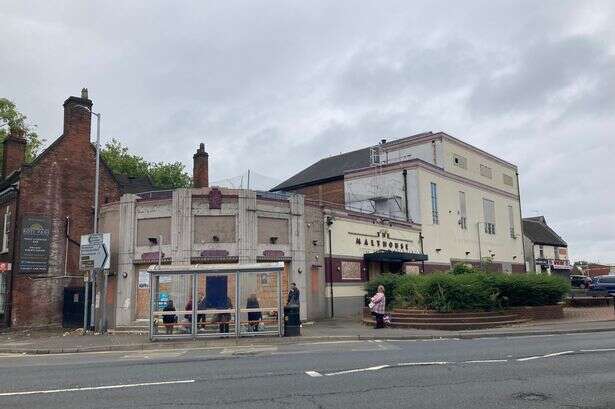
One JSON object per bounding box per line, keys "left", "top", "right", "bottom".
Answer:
{"left": 344, "top": 143, "right": 406, "bottom": 220}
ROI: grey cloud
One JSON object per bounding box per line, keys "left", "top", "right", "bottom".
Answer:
{"left": 1, "top": 1, "right": 614, "bottom": 262}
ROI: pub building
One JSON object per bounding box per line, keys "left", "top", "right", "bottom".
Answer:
{"left": 303, "top": 205, "right": 427, "bottom": 318}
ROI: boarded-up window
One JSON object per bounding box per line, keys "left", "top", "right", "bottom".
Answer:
{"left": 480, "top": 164, "right": 492, "bottom": 179}
{"left": 458, "top": 191, "right": 467, "bottom": 229}
{"left": 483, "top": 199, "right": 495, "bottom": 235}
{"left": 194, "top": 216, "right": 236, "bottom": 243}
{"left": 508, "top": 205, "right": 515, "bottom": 238}
{"left": 136, "top": 218, "right": 171, "bottom": 246}
{"left": 453, "top": 154, "right": 467, "bottom": 169}
{"left": 258, "top": 217, "right": 289, "bottom": 244}
{"left": 503, "top": 174, "right": 514, "bottom": 186}
{"left": 341, "top": 261, "right": 361, "bottom": 280}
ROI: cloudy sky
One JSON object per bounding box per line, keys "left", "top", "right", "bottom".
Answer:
{"left": 1, "top": 1, "right": 614, "bottom": 263}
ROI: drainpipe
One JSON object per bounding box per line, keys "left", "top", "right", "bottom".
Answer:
{"left": 402, "top": 170, "right": 409, "bottom": 222}
{"left": 419, "top": 233, "right": 425, "bottom": 274}
{"left": 7, "top": 185, "right": 19, "bottom": 328}
{"left": 515, "top": 171, "right": 527, "bottom": 272}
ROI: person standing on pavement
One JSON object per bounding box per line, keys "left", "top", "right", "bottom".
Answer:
{"left": 370, "top": 285, "right": 386, "bottom": 329}
{"left": 287, "top": 282, "right": 300, "bottom": 305}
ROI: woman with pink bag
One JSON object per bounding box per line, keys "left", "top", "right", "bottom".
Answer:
{"left": 369, "top": 285, "right": 386, "bottom": 329}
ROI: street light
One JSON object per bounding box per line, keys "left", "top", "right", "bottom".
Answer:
{"left": 74, "top": 104, "right": 101, "bottom": 234}
{"left": 74, "top": 103, "right": 101, "bottom": 333}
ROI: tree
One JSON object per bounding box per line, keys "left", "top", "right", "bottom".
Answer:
{"left": 149, "top": 161, "right": 192, "bottom": 189}
{"left": 0, "top": 98, "right": 45, "bottom": 172}
{"left": 101, "top": 138, "right": 192, "bottom": 189}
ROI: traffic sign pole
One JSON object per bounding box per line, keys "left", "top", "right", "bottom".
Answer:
{"left": 83, "top": 272, "right": 89, "bottom": 332}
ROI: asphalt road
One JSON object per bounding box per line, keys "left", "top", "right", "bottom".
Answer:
{"left": 1, "top": 331, "right": 615, "bottom": 408}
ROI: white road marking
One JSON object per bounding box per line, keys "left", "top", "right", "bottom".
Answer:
{"left": 325, "top": 365, "right": 390, "bottom": 376}
{"left": 580, "top": 348, "right": 615, "bottom": 353}
{"left": 397, "top": 361, "right": 449, "bottom": 367}
{"left": 517, "top": 350, "right": 575, "bottom": 361}
{"left": 517, "top": 356, "right": 542, "bottom": 361}
{"left": 305, "top": 371, "right": 323, "bottom": 377}
{"left": 542, "top": 351, "right": 574, "bottom": 358}
{"left": 0, "top": 379, "right": 195, "bottom": 397}
{"left": 462, "top": 359, "right": 508, "bottom": 364}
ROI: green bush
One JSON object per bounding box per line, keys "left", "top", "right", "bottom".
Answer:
{"left": 491, "top": 273, "right": 570, "bottom": 307}
{"left": 394, "top": 275, "right": 426, "bottom": 307}
{"left": 421, "top": 273, "right": 500, "bottom": 312}
{"left": 364, "top": 272, "right": 570, "bottom": 312}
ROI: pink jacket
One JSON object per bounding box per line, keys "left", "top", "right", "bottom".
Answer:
{"left": 370, "top": 292, "right": 386, "bottom": 314}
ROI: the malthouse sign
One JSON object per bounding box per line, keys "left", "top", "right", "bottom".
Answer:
{"left": 18, "top": 215, "right": 51, "bottom": 274}
{"left": 351, "top": 229, "right": 415, "bottom": 252}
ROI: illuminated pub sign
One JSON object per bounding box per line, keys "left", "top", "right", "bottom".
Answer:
{"left": 352, "top": 230, "right": 415, "bottom": 252}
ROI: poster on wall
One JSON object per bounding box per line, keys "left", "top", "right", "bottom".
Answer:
{"left": 138, "top": 271, "right": 149, "bottom": 289}
{"left": 18, "top": 215, "right": 51, "bottom": 274}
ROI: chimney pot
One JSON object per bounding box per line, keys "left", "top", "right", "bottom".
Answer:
{"left": 193, "top": 142, "right": 209, "bottom": 188}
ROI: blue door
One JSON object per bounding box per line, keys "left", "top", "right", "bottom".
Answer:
{"left": 205, "top": 276, "right": 228, "bottom": 308}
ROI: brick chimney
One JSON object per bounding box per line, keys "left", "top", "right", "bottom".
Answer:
{"left": 63, "top": 88, "right": 92, "bottom": 137}
{"left": 193, "top": 143, "right": 209, "bottom": 188}
{"left": 2, "top": 129, "right": 27, "bottom": 179}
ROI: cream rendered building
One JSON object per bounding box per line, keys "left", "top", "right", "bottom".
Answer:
{"left": 275, "top": 132, "right": 526, "bottom": 274}
{"left": 343, "top": 132, "right": 525, "bottom": 272}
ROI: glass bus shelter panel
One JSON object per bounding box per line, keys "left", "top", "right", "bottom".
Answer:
{"left": 195, "top": 272, "right": 237, "bottom": 337}
{"left": 151, "top": 273, "right": 193, "bottom": 337}
{"left": 239, "top": 271, "right": 280, "bottom": 335}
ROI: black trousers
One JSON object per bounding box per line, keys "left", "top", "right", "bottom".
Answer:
{"left": 373, "top": 313, "right": 384, "bottom": 329}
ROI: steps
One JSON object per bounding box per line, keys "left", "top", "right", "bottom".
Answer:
{"left": 363, "top": 308, "right": 529, "bottom": 330}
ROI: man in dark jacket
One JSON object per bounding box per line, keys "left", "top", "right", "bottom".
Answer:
{"left": 287, "top": 282, "right": 300, "bottom": 305}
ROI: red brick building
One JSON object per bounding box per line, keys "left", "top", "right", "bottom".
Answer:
{"left": 0, "top": 90, "right": 153, "bottom": 329}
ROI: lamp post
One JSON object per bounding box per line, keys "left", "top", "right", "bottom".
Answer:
{"left": 75, "top": 104, "right": 101, "bottom": 233}
{"left": 325, "top": 216, "right": 334, "bottom": 318}
{"left": 75, "top": 104, "right": 101, "bottom": 332}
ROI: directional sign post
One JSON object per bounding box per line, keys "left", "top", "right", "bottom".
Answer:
{"left": 80, "top": 233, "right": 111, "bottom": 332}
{"left": 80, "top": 233, "right": 110, "bottom": 271}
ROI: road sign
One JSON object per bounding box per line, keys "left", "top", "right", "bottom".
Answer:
{"left": 79, "top": 233, "right": 111, "bottom": 271}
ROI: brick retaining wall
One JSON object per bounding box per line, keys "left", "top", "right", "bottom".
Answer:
{"left": 507, "top": 304, "right": 564, "bottom": 320}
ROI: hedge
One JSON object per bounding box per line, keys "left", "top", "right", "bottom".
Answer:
{"left": 364, "top": 272, "right": 570, "bottom": 312}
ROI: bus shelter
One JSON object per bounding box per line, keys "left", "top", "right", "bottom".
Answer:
{"left": 148, "top": 262, "right": 284, "bottom": 340}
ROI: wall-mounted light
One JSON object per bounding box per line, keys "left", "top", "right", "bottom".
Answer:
{"left": 297, "top": 268, "right": 302, "bottom": 274}
{"left": 212, "top": 235, "right": 220, "bottom": 243}
{"left": 336, "top": 266, "right": 341, "bottom": 272}
{"left": 435, "top": 248, "right": 442, "bottom": 253}
{"left": 122, "top": 272, "right": 128, "bottom": 278}
{"left": 148, "top": 237, "right": 158, "bottom": 246}
{"left": 312, "top": 240, "right": 319, "bottom": 246}
{"left": 513, "top": 255, "right": 517, "bottom": 260}
{"left": 270, "top": 236, "right": 278, "bottom": 244}
{"left": 465, "top": 251, "right": 471, "bottom": 256}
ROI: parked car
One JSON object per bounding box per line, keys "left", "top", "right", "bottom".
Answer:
{"left": 589, "top": 276, "right": 615, "bottom": 294}
{"left": 570, "top": 274, "right": 592, "bottom": 289}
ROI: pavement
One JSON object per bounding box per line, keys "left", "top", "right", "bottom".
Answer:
{"left": 1, "top": 330, "right": 615, "bottom": 408}
{"left": 0, "top": 307, "right": 613, "bottom": 354}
